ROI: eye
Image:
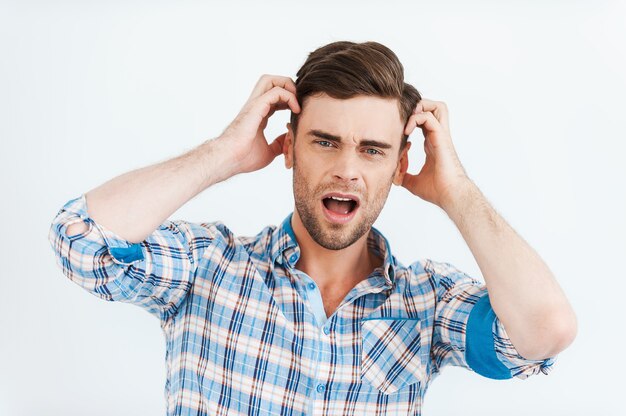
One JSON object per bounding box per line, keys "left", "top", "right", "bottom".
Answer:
{"left": 365, "top": 148, "right": 383, "bottom": 156}
{"left": 316, "top": 140, "right": 334, "bottom": 148}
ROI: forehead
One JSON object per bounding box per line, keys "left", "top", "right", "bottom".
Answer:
{"left": 298, "top": 93, "right": 404, "bottom": 145}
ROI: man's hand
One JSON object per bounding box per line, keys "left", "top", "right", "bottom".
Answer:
{"left": 217, "top": 74, "right": 301, "bottom": 175}
{"left": 401, "top": 99, "right": 471, "bottom": 210}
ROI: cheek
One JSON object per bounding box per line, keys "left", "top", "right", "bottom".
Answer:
{"left": 294, "top": 163, "right": 321, "bottom": 196}
{"left": 366, "top": 166, "right": 396, "bottom": 186}
{"left": 295, "top": 156, "right": 328, "bottom": 183}
{"left": 364, "top": 173, "right": 394, "bottom": 202}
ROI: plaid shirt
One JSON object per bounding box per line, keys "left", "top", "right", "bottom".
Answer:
{"left": 48, "top": 194, "right": 555, "bottom": 415}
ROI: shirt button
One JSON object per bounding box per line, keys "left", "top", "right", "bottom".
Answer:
{"left": 323, "top": 326, "right": 330, "bottom": 335}
{"left": 289, "top": 254, "right": 298, "bottom": 263}
{"left": 308, "top": 282, "right": 315, "bottom": 290}
{"left": 316, "top": 383, "right": 326, "bottom": 393}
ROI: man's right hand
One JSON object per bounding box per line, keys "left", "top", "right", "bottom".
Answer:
{"left": 217, "top": 74, "right": 301, "bottom": 175}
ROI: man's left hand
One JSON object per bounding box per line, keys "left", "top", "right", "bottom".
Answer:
{"left": 402, "top": 98, "right": 472, "bottom": 209}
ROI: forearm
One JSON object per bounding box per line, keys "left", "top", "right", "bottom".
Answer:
{"left": 68, "top": 137, "right": 239, "bottom": 243}
{"left": 441, "top": 179, "right": 577, "bottom": 360}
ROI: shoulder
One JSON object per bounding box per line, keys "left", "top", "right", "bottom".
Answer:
{"left": 396, "top": 258, "right": 483, "bottom": 297}
{"left": 165, "top": 220, "right": 282, "bottom": 270}
{"left": 164, "top": 219, "right": 233, "bottom": 243}
{"left": 238, "top": 224, "right": 279, "bottom": 254}
{"left": 162, "top": 220, "right": 276, "bottom": 251}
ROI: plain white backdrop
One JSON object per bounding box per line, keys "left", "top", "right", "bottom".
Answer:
{"left": 1, "top": 1, "right": 624, "bottom": 415}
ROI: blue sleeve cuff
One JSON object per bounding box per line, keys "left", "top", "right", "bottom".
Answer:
{"left": 60, "top": 194, "right": 145, "bottom": 264}
{"left": 109, "top": 244, "right": 144, "bottom": 263}
{"left": 465, "top": 293, "right": 512, "bottom": 380}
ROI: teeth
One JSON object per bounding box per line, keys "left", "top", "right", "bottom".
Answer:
{"left": 330, "top": 196, "right": 352, "bottom": 201}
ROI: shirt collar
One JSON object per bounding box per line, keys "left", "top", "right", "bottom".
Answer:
{"left": 270, "top": 213, "right": 397, "bottom": 287}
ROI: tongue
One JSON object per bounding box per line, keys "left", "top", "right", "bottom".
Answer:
{"left": 325, "top": 199, "right": 353, "bottom": 215}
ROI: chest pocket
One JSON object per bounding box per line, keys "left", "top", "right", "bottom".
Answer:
{"left": 360, "top": 317, "right": 428, "bottom": 395}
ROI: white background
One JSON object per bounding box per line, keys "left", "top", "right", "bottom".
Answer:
{"left": 1, "top": 1, "right": 624, "bottom": 415}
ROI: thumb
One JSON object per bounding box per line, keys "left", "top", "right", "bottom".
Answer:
{"left": 401, "top": 172, "right": 421, "bottom": 193}
{"left": 268, "top": 133, "right": 287, "bottom": 157}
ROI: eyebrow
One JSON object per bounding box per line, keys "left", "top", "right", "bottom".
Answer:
{"left": 306, "top": 129, "right": 393, "bottom": 150}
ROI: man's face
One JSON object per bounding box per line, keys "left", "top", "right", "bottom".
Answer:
{"left": 284, "top": 93, "right": 411, "bottom": 250}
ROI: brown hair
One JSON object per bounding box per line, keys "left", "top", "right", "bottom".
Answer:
{"left": 290, "top": 40, "right": 422, "bottom": 151}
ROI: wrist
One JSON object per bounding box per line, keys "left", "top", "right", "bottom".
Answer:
{"left": 196, "top": 137, "right": 243, "bottom": 187}
{"left": 440, "top": 178, "right": 479, "bottom": 217}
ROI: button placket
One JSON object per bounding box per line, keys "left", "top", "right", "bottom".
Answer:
{"left": 313, "top": 316, "right": 332, "bottom": 401}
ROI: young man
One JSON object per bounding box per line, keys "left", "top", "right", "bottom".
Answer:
{"left": 48, "top": 41, "right": 577, "bottom": 415}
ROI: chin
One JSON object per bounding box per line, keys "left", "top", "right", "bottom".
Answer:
{"left": 308, "top": 208, "right": 371, "bottom": 251}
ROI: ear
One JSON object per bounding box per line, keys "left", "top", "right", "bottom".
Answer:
{"left": 393, "top": 141, "right": 411, "bottom": 186}
{"left": 284, "top": 122, "right": 295, "bottom": 169}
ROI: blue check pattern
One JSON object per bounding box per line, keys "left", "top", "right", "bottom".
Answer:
{"left": 48, "top": 194, "right": 555, "bottom": 415}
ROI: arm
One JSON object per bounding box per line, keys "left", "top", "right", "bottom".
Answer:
{"left": 50, "top": 74, "right": 301, "bottom": 320}
{"left": 400, "top": 98, "right": 577, "bottom": 361}
{"left": 65, "top": 138, "right": 237, "bottom": 243}
{"left": 440, "top": 178, "right": 577, "bottom": 360}
{"left": 67, "top": 74, "right": 301, "bottom": 243}
{"left": 422, "top": 258, "right": 556, "bottom": 379}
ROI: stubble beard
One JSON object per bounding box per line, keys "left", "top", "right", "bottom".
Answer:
{"left": 292, "top": 157, "right": 393, "bottom": 251}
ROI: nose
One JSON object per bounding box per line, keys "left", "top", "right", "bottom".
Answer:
{"left": 331, "top": 149, "right": 360, "bottom": 182}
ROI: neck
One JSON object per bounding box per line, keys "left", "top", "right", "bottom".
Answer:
{"left": 290, "top": 210, "right": 381, "bottom": 291}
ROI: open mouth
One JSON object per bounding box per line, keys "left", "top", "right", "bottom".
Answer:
{"left": 320, "top": 193, "right": 360, "bottom": 224}
{"left": 322, "top": 196, "right": 358, "bottom": 214}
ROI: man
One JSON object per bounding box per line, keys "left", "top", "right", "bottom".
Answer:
{"left": 48, "top": 41, "right": 577, "bottom": 415}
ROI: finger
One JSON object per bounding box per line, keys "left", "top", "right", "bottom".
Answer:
{"left": 404, "top": 114, "right": 418, "bottom": 136}
{"left": 401, "top": 172, "right": 421, "bottom": 192}
{"left": 404, "top": 111, "right": 442, "bottom": 136}
{"left": 269, "top": 101, "right": 293, "bottom": 112}
{"left": 415, "top": 98, "right": 449, "bottom": 129}
{"left": 269, "top": 133, "right": 287, "bottom": 157}
{"left": 249, "top": 74, "right": 298, "bottom": 100}
{"left": 262, "top": 89, "right": 301, "bottom": 122}
{"left": 257, "top": 86, "right": 301, "bottom": 120}
{"left": 265, "top": 101, "right": 291, "bottom": 121}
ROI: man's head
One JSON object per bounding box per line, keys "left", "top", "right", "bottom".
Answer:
{"left": 283, "top": 41, "right": 422, "bottom": 250}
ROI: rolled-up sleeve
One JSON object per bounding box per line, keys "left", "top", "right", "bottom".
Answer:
{"left": 426, "top": 259, "right": 556, "bottom": 380}
{"left": 465, "top": 292, "right": 556, "bottom": 379}
{"left": 48, "top": 194, "right": 216, "bottom": 323}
